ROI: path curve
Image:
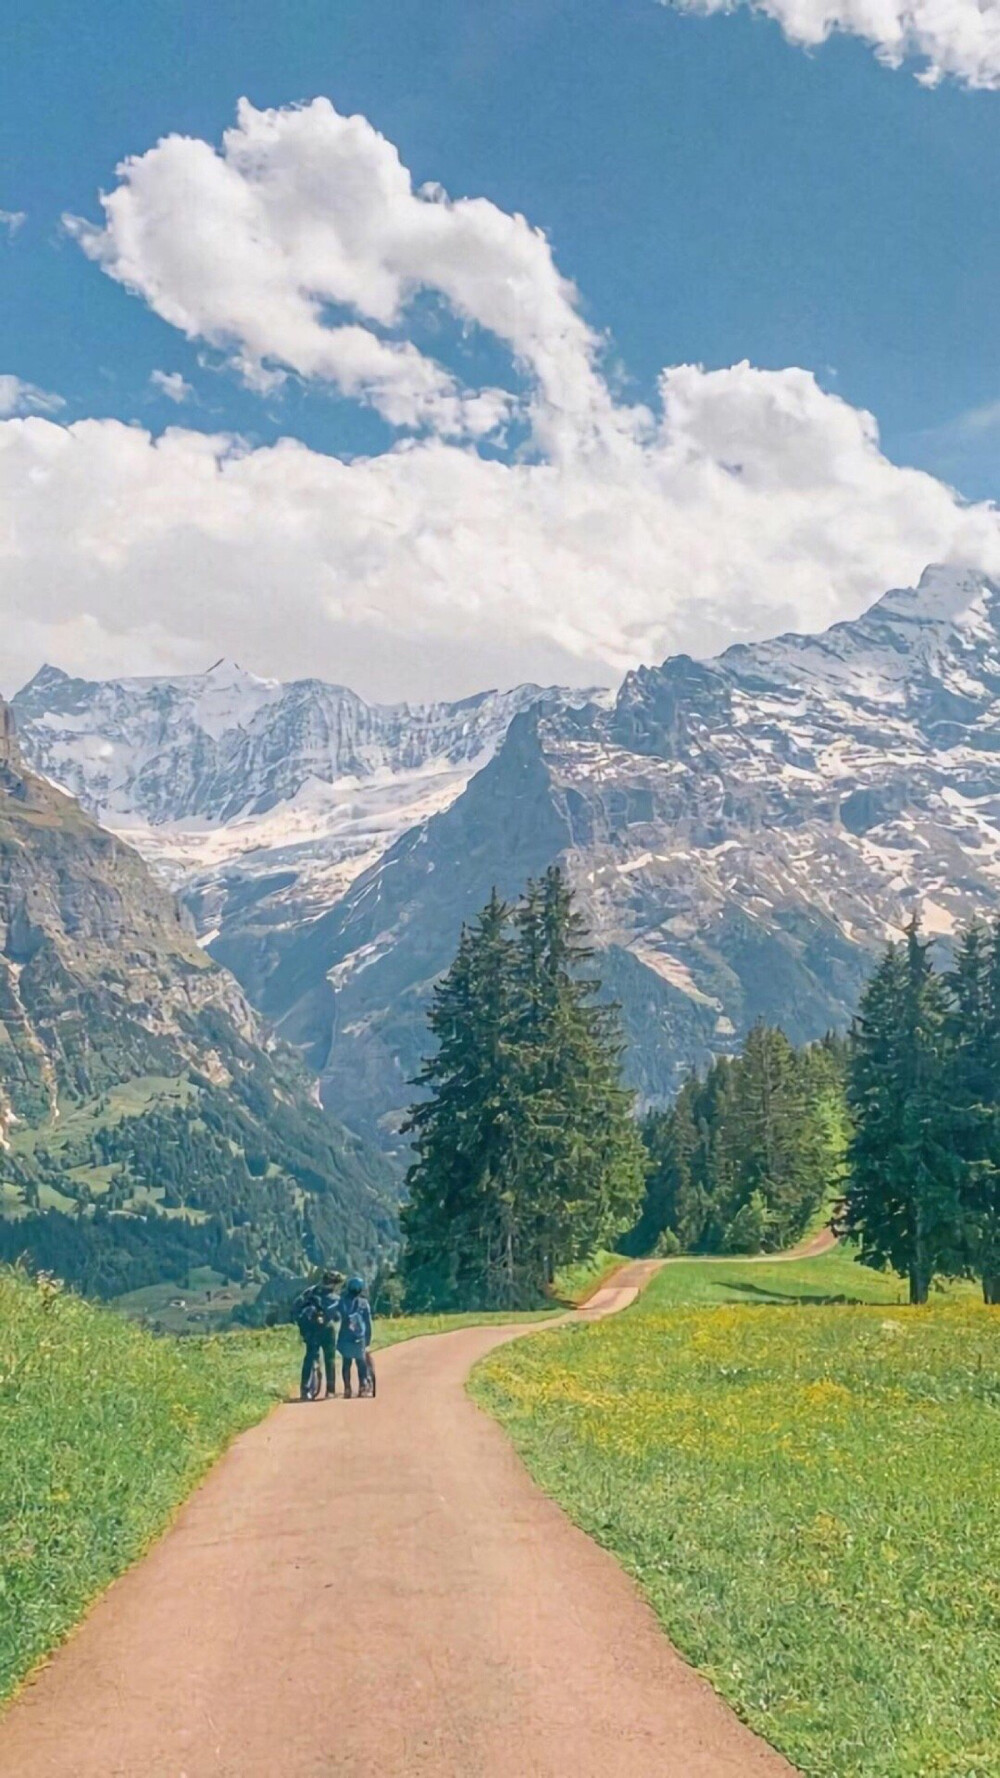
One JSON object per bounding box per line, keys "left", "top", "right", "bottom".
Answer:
{"left": 0, "top": 1260, "right": 795, "bottom": 1778}
{"left": 663, "top": 1224, "right": 839, "bottom": 1265}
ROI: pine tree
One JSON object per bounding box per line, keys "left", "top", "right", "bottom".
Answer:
{"left": 401, "top": 871, "right": 644, "bottom": 1309}
{"left": 718, "top": 1023, "right": 828, "bottom": 1251}
{"left": 400, "top": 893, "right": 520, "bottom": 1309}
{"left": 842, "top": 919, "right": 959, "bottom": 1303}
{"left": 945, "top": 920, "right": 1000, "bottom": 1303}
{"left": 630, "top": 1087, "right": 700, "bottom": 1256}
{"left": 629, "top": 1027, "right": 844, "bottom": 1257}
{"left": 511, "top": 867, "right": 645, "bottom": 1293}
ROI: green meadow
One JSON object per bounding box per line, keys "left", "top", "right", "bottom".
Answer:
{"left": 473, "top": 1253, "right": 999, "bottom": 1778}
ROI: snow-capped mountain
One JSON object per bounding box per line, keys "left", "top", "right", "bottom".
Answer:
{"left": 12, "top": 663, "right": 580, "bottom": 966}
{"left": 15, "top": 567, "right": 1000, "bottom": 1151}
{"left": 240, "top": 566, "right": 1000, "bottom": 1145}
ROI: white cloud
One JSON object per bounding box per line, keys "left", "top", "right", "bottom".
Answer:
{"left": 6, "top": 97, "right": 995, "bottom": 703}
{"left": 0, "top": 375, "right": 64, "bottom": 418}
{"left": 1, "top": 366, "right": 998, "bottom": 701}
{"left": 150, "top": 369, "right": 194, "bottom": 404}
{"left": 0, "top": 210, "right": 26, "bottom": 239}
{"left": 659, "top": 0, "right": 1000, "bottom": 89}
{"left": 66, "top": 98, "right": 612, "bottom": 450}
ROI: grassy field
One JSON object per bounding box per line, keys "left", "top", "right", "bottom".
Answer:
{"left": 112, "top": 1269, "right": 261, "bottom": 1334}
{"left": 0, "top": 1267, "right": 551, "bottom": 1705}
{"left": 650, "top": 1245, "right": 972, "bottom": 1307}
{"left": 473, "top": 1251, "right": 999, "bottom": 1778}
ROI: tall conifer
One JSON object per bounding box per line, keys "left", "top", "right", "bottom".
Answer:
{"left": 401, "top": 870, "right": 644, "bottom": 1309}
{"left": 945, "top": 920, "right": 1000, "bottom": 1302}
{"left": 842, "top": 918, "right": 958, "bottom": 1302}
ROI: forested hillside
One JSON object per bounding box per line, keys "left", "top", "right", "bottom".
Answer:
{"left": 0, "top": 703, "right": 395, "bottom": 1298}
{"left": 631, "top": 1026, "right": 847, "bottom": 1256}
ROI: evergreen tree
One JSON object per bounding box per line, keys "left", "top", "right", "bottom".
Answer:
{"left": 629, "top": 1086, "right": 700, "bottom": 1256}
{"left": 401, "top": 893, "right": 520, "bottom": 1309}
{"left": 718, "top": 1023, "right": 829, "bottom": 1251}
{"left": 629, "top": 1029, "right": 843, "bottom": 1257}
{"left": 944, "top": 920, "right": 1000, "bottom": 1303}
{"left": 401, "top": 871, "right": 644, "bottom": 1309}
{"left": 511, "top": 868, "right": 645, "bottom": 1292}
{"left": 842, "top": 919, "right": 959, "bottom": 1303}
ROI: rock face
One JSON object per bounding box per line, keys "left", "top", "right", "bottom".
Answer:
{"left": 0, "top": 700, "right": 18, "bottom": 769}
{"left": 14, "top": 567, "right": 1000, "bottom": 1155}
{"left": 245, "top": 566, "right": 1000, "bottom": 1146}
{"left": 0, "top": 722, "right": 394, "bottom": 1284}
{"left": 13, "top": 665, "right": 581, "bottom": 991}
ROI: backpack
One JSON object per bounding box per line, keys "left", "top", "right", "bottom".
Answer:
{"left": 345, "top": 1296, "right": 367, "bottom": 1343}
{"left": 293, "top": 1289, "right": 323, "bottom": 1337}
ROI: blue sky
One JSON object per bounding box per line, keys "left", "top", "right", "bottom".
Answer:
{"left": 1, "top": 0, "right": 999, "bottom": 698}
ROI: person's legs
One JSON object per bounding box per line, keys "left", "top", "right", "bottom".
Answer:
{"left": 300, "top": 1336, "right": 319, "bottom": 1399}
{"left": 341, "top": 1354, "right": 353, "bottom": 1397}
{"left": 320, "top": 1327, "right": 336, "bottom": 1397}
{"left": 356, "top": 1349, "right": 370, "bottom": 1394}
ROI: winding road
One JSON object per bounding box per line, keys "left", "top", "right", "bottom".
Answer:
{"left": 0, "top": 1259, "right": 795, "bottom": 1777}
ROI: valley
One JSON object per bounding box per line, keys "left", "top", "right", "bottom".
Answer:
{"left": 14, "top": 565, "right": 1000, "bottom": 1151}
{"left": 0, "top": 712, "right": 396, "bottom": 1298}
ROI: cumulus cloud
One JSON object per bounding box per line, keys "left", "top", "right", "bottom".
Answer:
{"left": 66, "top": 98, "right": 611, "bottom": 449}
{"left": 659, "top": 0, "right": 1000, "bottom": 89}
{"left": 2, "top": 366, "right": 998, "bottom": 700}
{"left": 7, "top": 97, "right": 996, "bottom": 702}
{"left": 150, "top": 369, "right": 194, "bottom": 404}
{"left": 0, "top": 210, "right": 26, "bottom": 239}
{"left": 0, "top": 375, "right": 64, "bottom": 418}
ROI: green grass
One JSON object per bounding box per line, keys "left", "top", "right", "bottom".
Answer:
{"left": 111, "top": 1273, "right": 260, "bottom": 1335}
{"left": 651, "top": 1246, "right": 974, "bottom": 1307}
{"left": 7, "top": 1074, "right": 193, "bottom": 1159}
{"left": 551, "top": 1249, "right": 627, "bottom": 1305}
{"left": 0, "top": 1267, "right": 294, "bottom": 1705}
{"left": 0, "top": 1267, "right": 552, "bottom": 1706}
{"left": 473, "top": 1253, "right": 1000, "bottom": 1778}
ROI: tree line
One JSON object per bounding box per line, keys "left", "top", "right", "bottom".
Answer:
{"left": 630, "top": 1026, "right": 847, "bottom": 1259}
{"left": 400, "top": 870, "right": 1000, "bottom": 1312}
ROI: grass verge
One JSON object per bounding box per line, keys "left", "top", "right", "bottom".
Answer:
{"left": 551, "top": 1249, "right": 627, "bottom": 1306}
{"left": 0, "top": 1269, "right": 551, "bottom": 1706}
{"left": 472, "top": 1252, "right": 1000, "bottom": 1778}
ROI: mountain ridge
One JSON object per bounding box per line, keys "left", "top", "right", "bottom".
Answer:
{"left": 244, "top": 564, "right": 1000, "bottom": 1144}
{"left": 13, "top": 665, "right": 593, "bottom": 983}
{"left": 13, "top": 565, "right": 1000, "bottom": 1153}
{"left": 0, "top": 699, "right": 395, "bottom": 1294}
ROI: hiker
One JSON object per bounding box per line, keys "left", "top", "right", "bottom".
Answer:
{"left": 294, "top": 1268, "right": 343, "bottom": 1400}
{"left": 338, "top": 1274, "right": 373, "bottom": 1397}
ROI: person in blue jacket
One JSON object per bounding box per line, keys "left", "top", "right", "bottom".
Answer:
{"left": 293, "top": 1268, "right": 342, "bottom": 1400}
{"left": 337, "top": 1275, "right": 373, "bottom": 1397}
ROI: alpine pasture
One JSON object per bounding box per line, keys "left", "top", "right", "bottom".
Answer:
{"left": 474, "top": 1253, "right": 999, "bottom": 1778}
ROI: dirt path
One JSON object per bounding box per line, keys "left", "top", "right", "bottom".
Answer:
{"left": 664, "top": 1224, "right": 839, "bottom": 1264}
{"left": 0, "top": 1259, "right": 795, "bottom": 1778}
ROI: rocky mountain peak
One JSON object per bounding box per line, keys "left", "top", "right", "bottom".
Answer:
{"left": 874, "top": 563, "right": 996, "bottom": 628}
{"left": 246, "top": 562, "right": 1000, "bottom": 1145}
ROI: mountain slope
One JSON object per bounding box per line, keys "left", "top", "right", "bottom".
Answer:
{"left": 0, "top": 702, "right": 395, "bottom": 1296}
{"left": 12, "top": 664, "right": 580, "bottom": 997}
{"left": 252, "top": 566, "right": 1000, "bottom": 1145}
